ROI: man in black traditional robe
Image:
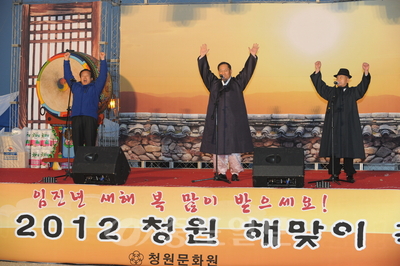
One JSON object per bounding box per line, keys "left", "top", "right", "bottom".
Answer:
{"left": 311, "top": 61, "right": 371, "bottom": 183}
{"left": 198, "top": 43, "right": 259, "bottom": 182}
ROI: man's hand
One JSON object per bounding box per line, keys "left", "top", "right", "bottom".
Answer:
{"left": 249, "top": 43, "right": 259, "bottom": 57}
{"left": 64, "top": 52, "right": 70, "bottom": 61}
{"left": 362, "top": 62, "right": 369, "bottom": 75}
{"left": 100, "top": 52, "right": 106, "bottom": 61}
{"left": 199, "top": 44, "right": 209, "bottom": 59}
{"left": 314, "top": 61, "right": 321, "bottom": 74}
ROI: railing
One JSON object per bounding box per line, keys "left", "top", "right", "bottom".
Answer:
{"left": 127, "top": 160, "right": 400, "bottom": 171}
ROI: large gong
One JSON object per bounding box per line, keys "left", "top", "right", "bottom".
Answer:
{"left": 36, "top": 52, "right": 112, "bottom": 117}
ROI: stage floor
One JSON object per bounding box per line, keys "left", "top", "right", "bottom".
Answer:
{"left": 0, "top": 168, "right": 399, "bottom": 189}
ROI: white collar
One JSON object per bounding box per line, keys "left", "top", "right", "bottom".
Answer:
{"left": 222, "top": 77, "right": 232, "bottom": 86}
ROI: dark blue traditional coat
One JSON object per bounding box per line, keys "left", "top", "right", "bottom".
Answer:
{"left": 311, "top": 71, "right": 371, "bottom": 159}
{"left": 198, "top": 54, "right": 257, "bottom": 154}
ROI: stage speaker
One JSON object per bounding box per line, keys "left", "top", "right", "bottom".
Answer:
{"left": 252, "top": 147, "right": 304, "bottom": 188}
{"left": 72, "top": 146, "right": 130, "bottom": 185}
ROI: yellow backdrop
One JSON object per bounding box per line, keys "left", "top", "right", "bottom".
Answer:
{"left": 120, "top": 0, "right": 400, "bottom": 114}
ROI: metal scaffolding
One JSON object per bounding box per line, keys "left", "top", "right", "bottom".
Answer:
{"left": 101, "top": 0, "right": 122, "bottom": 104}
{"left": 9, "top": 0, "right": 23, "bottom": 130}
{"left": 98, "top": 0, "right": 122, "bottom": 146}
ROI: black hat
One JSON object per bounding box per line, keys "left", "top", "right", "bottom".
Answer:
{"left": 334, "top": 68, "right": 352, "bottom": 79}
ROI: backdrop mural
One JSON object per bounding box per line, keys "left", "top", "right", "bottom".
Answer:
{"left": 119, "top": 1, "right": 400, "bottom": 115}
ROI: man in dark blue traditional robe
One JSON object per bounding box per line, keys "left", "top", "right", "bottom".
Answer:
{"left": 198, "top": 43, "right": 259, "bottom": 182}
{"left": 311, "top": 61, "right": 371, "bottom": 182}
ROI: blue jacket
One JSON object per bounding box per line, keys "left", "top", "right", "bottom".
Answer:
{"left": 64, "top": 59, "right": 108, "bottom": 119}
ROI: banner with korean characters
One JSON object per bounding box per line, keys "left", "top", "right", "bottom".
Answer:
{"left": 0, "top": 183, "right": 400, "bottom": 266}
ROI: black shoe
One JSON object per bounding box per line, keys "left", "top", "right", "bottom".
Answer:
{"left": 329, "top": 175, "right": 339, "bottom": 181}
{"left": 346, "top": 175, "right": 355, "bottom": 183}
{"left": 231, "top": 174, "right": 239, "bottom": 181}
{"left": 216, "top": 174, "right": 228, "bottom": 181}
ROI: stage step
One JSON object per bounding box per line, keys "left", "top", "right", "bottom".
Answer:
{"left": 363, "top": 163, "right": 399, "bottom": 171}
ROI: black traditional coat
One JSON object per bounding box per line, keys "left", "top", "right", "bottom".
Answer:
{"left": 198, "top": 54, "right": 257, "bottom": 155}
{"left": 310, "top": 71, "right": 371, "bottom": 159}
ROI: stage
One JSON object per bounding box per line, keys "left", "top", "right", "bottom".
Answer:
{"left": 0, "top": 167, "right": 399, "bottom": 189}
{"left": 0, "top": 167, "right": 400, "bottom": 266}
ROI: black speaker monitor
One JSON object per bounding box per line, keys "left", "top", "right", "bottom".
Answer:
{"left": 252, "top": 147, "right": 304, "bottom": 188}
{"left": 72, "top": 146, "right": 131, "bottom": 185}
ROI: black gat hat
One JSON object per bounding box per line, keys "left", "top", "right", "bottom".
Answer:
{"left": 334, "top": 68, "right": 352, "bottom": 79}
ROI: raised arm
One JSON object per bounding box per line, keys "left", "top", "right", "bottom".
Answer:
{"left": 235, "top": 44, "right": 259, "bottom": 89}
{"left": 63, "top": 52, "right": 75, "bottom": 88}
{"left": 362, "top": 62, "right": 369, "bottom": 75}
{"left": 314, "top": 61, "right": 321, "bottom": 74}
{"left": 310, "top": 61, "right": 332, "bottom": 101}
{"left": 197, "top": 44, "right": 218, "bottom": 90}
{"left": 248, "top": 43, "right": 259, "bottom": 57}
{"left": 199, "top": 44, "right": 209, "bottom": 59}
{"left": 353, "top": 62, "right": 371, "bottom": 100}
{"left": 64, "top": 52, "right": 70, "bottom": 61}
{"left": 100, "top": 52, "right": 106, "bottom": 61}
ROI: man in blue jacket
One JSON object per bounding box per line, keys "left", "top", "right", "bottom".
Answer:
{"left": 63, "top": 52, "right": 107, "bottom": 155}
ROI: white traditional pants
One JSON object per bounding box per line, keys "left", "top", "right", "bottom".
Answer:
{"left": 213, "top": 153, "right": 243, "bottom": 175}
